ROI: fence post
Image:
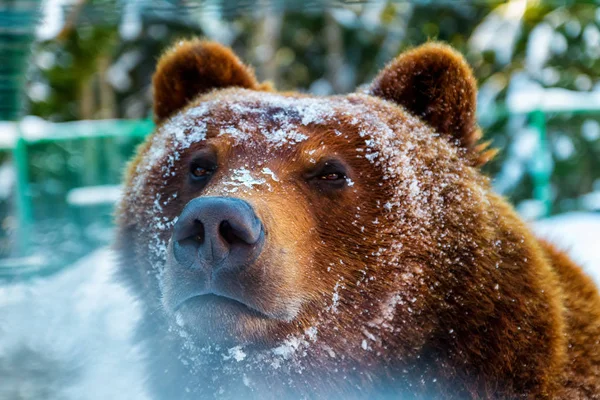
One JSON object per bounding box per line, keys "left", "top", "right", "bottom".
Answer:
{"left": 529, "top": 110, "right": 553, "bottom": 217}
{"left": 13, "top": 136, "right": 32, "bottom": 255}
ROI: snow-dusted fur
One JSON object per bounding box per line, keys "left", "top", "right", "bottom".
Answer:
{"left": 115, "top": 40, "right": 600, "bottom": 399}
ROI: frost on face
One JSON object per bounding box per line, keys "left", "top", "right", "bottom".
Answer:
{"left": 135, "top": 104, "right": 210, "bottom": 194}
{"left": 124, "top": 112, "right": 211, "bottom": 282}
{"left": 327, "top": 280, "right": 343, "bottom": 314}
{"left": 222, "top": 168, "right": 267, "bottom": 193}
{"left": 261, "top": 167, "right": 279, "bottom": 182}
{"left": 368, "top": 292, "right": 406, "bottom": 332}
{"left": 124, "top": 105, "right": 213, "bottom": 278}
{"left": 222, "top": 92, "right": 334, "bottom": 147}
{"left": 264, "top": 128, "right": 308, "bottom": 147}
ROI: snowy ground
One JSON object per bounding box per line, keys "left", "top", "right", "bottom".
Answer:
{"left": 0, "top": 249, "right": 149, "bottom": 400}
{"left": 0, "top": 212, "right": 598, "bottom": 399}
{"left": 534, "top": 212, "right": 600, "bottom": 285}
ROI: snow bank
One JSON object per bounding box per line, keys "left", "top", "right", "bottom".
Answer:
{"left": 508, "top": 86, "right": 600, "bottom": 114}
{"left": 66, "top": 185, "right": 122, "bottom": 206}
{"left": 0, "top": 248, "right": 148, "bottom": 400}
{"left": 533, "top": 212, "right": 600, "bottom": 285}
{"left": 0, "top": 162, "right": 15, "bottom": 200}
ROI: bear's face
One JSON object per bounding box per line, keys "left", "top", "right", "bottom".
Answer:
{"left": 118, "top": 40, "right": 495, "bottom": 358}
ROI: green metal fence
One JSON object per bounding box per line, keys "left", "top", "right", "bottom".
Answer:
{"left": 0, "top": 0, "right": 42, "bottom": 120}
{"left": 507, "top": 91, "right": 600, "bottom": 217}
{"left": 0, "top": 119, "right": 153, "bottom": 279}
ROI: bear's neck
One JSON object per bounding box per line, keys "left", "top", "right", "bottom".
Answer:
{"left": 419, "top": 195, "right": 567, "bottom": 397}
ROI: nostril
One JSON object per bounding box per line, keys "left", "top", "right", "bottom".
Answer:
{"left": 219, "top": 220, "right": 239, "bottom": 245}
{"left": 174, "top": 219, "right": 205, "bottom": 244}
{"left": 194, "top": 220, "right": 205, "bottom": 244}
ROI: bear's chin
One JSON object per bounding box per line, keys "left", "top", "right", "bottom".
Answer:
{"left": 172, "top": 294, "right": 280, "bottom": 346}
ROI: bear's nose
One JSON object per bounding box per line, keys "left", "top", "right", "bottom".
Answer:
{"left": 171, "top": 197, "right": 264, "bottom": 270}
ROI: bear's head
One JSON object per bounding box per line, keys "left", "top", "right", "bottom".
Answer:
{"left": 116, "top": 40, "right": 560, "bottom": 397}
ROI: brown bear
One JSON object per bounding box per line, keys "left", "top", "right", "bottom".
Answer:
{"left": 115, "top": 39, "right": 600, "bottom": 399}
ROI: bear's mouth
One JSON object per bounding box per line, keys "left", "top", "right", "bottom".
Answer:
{"left": 171, "top": 291, "right": 295, "bottom": 346}
{"left": 175, "top": 293, "right": 271, "bottom": 319}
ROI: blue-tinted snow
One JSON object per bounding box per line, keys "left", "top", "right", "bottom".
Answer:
{"left": 0, "top": 248, "right": 148, "bottom": 400}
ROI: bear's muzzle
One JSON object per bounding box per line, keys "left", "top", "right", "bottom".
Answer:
{"left": 165, "top": 197, "right": 267, "bottom": 314}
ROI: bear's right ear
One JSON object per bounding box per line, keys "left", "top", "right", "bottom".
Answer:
{"left": 369, "top": 43, "right": 495, "bottom": 164}
{"left": 152, "top": 39, "right": 265, "bottom": 122}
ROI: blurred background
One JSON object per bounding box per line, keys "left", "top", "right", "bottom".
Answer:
{"left": 1, "top": 0, "right": 600, "bottom": 277}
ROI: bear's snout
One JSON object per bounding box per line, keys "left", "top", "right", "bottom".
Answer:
{"left": 171, "top": 197, "right": 264, "bottom": 271}
{"left": 164, "top": 195, "right": 301, "bottom": 327}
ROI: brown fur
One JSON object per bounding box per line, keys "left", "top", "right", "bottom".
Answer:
{"left": 370, "top": 43, "right": 497, "bottom": 166}
{"left": 116, "top": 40, "right": 600, "bottom": 399}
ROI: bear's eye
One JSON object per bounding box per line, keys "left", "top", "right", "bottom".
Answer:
{"left": 319, "top": 172, "right": 345, "bottom": 181}
{"left": 307, "top": 159, "right": 349, "bottom": 191}
{"left": 189, "top": 161, "right": 216, "bottom": 181}
{"left": 191, "top": 165, "right": 211, "bottom": 177}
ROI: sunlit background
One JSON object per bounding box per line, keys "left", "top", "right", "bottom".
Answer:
{"left": 1, "top": 1, "right": 600, "bottom": 398}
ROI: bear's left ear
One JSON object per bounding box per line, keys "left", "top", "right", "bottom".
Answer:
{"left": 369, "top": 43, "right": 486, "bottom": 158}
{"left": 152, "top": 39, "right": 268, "bottom": 122}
